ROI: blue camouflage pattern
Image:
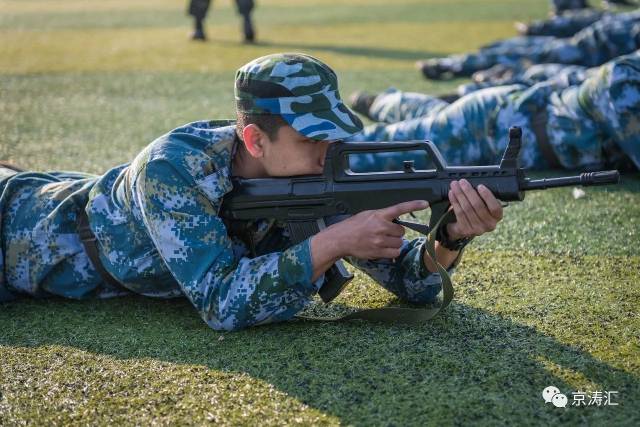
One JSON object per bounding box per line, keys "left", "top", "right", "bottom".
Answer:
{"left": 523, "top": 9, "right": 606, "bottom": 37}
{"left": 551, "top": 0, "right": 589, "bottom": 15}
{"left": 235, "top": 53, "right": 363, "bottom": 141}
{"left": 458, "top": 63, "right": 593, "bottom": 96}
{"left": 348, "top": 52, "right": 640, "bottom": 171}
{"left": 368, "top": 87, "right": 450, "bottom": 124}
{"left": 0, "top": 120, "right": 452, "bottom": 330}
{"left": 419, "top": 10, "right": 640, "bottom": 79}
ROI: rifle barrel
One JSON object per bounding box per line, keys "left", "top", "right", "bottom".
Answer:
{"left": 522, "top": 170, "right": 620, "bottom": 191}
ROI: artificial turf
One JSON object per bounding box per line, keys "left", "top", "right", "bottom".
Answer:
{"left": 1, "top": 0, "right": 639, "bottom": 425}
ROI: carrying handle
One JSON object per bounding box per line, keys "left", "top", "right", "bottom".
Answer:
{"left": 324, "top": 141, "right": 448, "bottom": 180}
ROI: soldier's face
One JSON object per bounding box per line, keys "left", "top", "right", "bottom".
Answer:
{"left": 261, "top": 125, "right": 332, "bottom": 176}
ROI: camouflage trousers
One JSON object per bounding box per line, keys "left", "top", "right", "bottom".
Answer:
{"left": 349, "top": 53, "right": 640, "bottom": 171}
{"left": 0, "top": 169, "right": 127, "bottom": 303}
{"left": 349, "top": 84, "right": 549, "bottom": 170}
{"left": 426, "top": 11, "right": 640, "bottom": 78}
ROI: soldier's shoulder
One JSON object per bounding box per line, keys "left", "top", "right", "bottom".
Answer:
{"left": 167, "top": 119, "right": 237, "bottom": 143}
{"left": 132, "top": 120, "right": 237, "bottom": 184}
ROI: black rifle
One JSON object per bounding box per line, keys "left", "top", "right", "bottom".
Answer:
{"left": 221, "top": 127, "right": 619, "bottom": 306}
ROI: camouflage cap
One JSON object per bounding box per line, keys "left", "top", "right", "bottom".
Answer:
{"left": 235, "top": 53, "right": 364, "bottom": 141}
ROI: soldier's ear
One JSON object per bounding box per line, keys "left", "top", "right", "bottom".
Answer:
{"left": 242, "top": 124, "right": 267, "bottom": 158}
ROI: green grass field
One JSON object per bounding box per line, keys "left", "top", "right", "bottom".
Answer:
{"left": 1, "top": 0, "right": 639, "bottom": 425}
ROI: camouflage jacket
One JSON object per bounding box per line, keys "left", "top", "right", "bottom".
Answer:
{"left": 350, "top": 52, "right": 640, "bottom": 171}
{"left": 0, "top": 121, "right": 450, "bottom": 330}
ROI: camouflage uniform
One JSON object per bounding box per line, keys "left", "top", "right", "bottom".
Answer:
{"left": 552, "top": 0, "right": 638, "bottom": 15}
{"left": 349, "top": 52, "right": 640, "bottom": 172}
{"left": 458, "top": 63, "right": 593, "bottom": 96}
{"left": 523, "top": 9, "right": 607, "bottom": 37}
{"left": 420, "top": 10, "right": 640, "bottom": 79}
{"left": 0, "top": 54, "right": 451, "bottom": 331}
{"left": 551, "top": 0, "right": 589, "bottom": 15}
{"left": 365, "top": 88, "right": 450, "bottom": 125}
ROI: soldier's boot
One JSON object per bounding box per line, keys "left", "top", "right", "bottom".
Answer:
{"left": 416, "top": 59, "right": 451, "bottom": 80}
{"left": 192, "top": 18, "right": 207, "bottom": 41}
{"left": 348, "top": 91, "right": 377, "bottom": 119}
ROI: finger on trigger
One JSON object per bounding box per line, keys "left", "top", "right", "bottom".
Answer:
{"left": 381, "top": 200, "right": 428, "bottom": 220}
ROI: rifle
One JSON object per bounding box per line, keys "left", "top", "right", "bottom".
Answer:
{"left": 220, "top": 127, "right": 619, "bottom": 320}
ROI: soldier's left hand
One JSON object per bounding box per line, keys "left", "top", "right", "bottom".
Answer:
{"left": 446, "top": 179, "right": 503, "bottom": 240}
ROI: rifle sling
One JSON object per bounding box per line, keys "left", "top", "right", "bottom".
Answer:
{"left": 296, "top": 211, "right": 456, "bottom": 324}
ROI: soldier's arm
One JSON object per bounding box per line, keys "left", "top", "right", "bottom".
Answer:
{"left": 137, "top": 159, "right": 323, "bottom": 331}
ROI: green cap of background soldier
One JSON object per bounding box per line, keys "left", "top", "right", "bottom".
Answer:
{"left": 235, "top": 53, "right": 364, "bottom": 141}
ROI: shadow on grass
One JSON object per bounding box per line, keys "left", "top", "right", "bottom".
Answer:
{"left": 1, "top": 296, "right": 638, "bottom": 424}
{"left": 212, "top": 38, "right": 439, "bottom": 62}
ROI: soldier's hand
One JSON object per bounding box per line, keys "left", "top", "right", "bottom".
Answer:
{"left": 447, "top": 179, "right": 503, "bottom": 240}
{"left": 330, "top": 200, "right": 428, "bottom": 260}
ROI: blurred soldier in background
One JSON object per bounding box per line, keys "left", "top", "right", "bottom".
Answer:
{"left": 551, "top": 0, "right": 589, "bottom": 15}
{"left": 188, "top": 0, "right": 210, "bottom": 40}
{"left": 457, "top": 62, "right": 593, "bottom": 96}
{"left": 551, "top": 0, "right": 637, "bottom": 15}
{"left": 361, "top": 62, "right": 595, "bottom": 108}
{"left": 417, "top": 10, "right": 639, "bottom": 80}
{"left": 189, "top": 0, "right": 256, "bottom": 43}
{"left": 516, "top": 9, "right": 607, "bottom": 37}
{"left": 348, "top": 52, "right": 640, "bottom": 172}
{"left": 354, "top": 61, "right": 595, "bottom": 113}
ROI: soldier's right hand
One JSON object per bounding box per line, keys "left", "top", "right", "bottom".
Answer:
{"left": 328, "top": 200, "right": 428, "bottom": 260}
